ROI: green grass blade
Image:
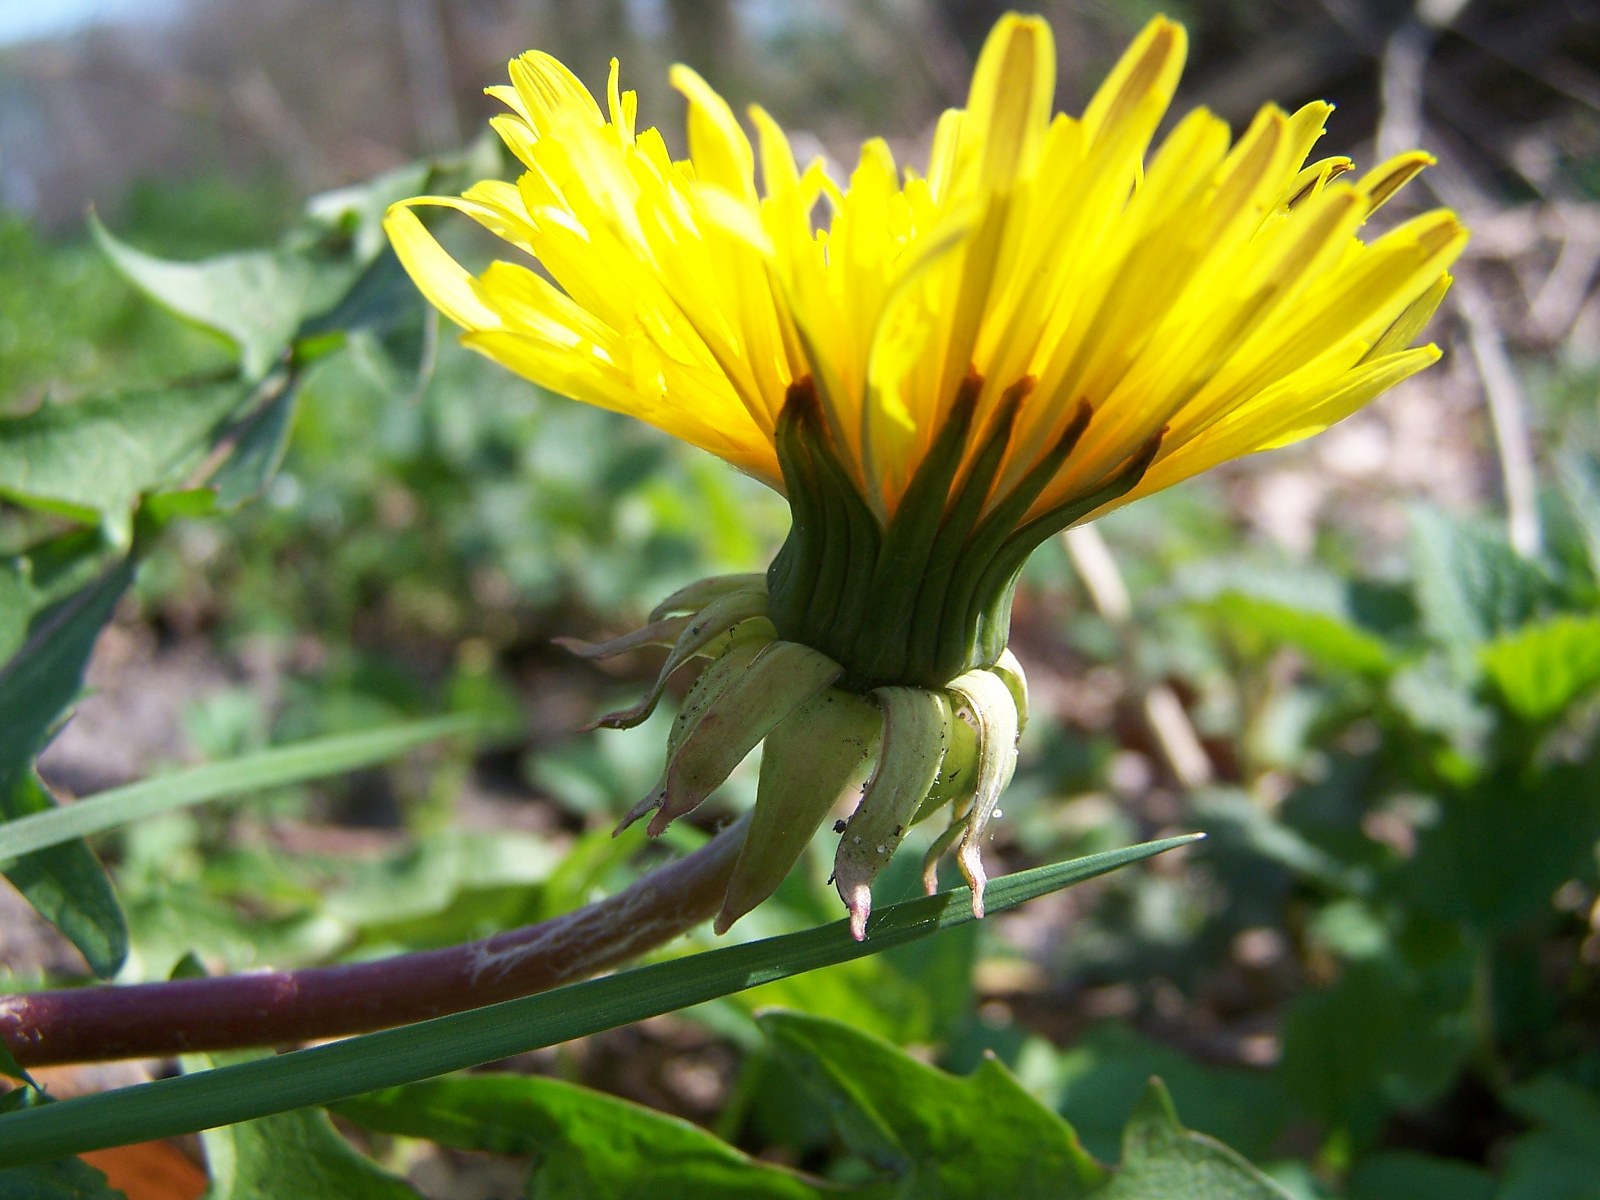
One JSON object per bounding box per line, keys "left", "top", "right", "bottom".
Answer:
{"left": 0, "top": 834, "right": 1201, "bottom": 1165}
{"left": 0, "top": 714, "right": 487, "bottom": 863}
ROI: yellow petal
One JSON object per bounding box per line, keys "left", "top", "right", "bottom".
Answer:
{"left": 382, "top": 204, "right": 502, "bottom": 331}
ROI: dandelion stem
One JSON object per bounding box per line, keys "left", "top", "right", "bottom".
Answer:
{"left": 0, "top": 814, "right": 750, "bottom": 1068}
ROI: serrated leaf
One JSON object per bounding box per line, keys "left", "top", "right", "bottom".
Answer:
{"left": 0, "top": 380, "right": 253, "bottom": 541}
{"left": 92, "top": 218, "right": 355, "bottom": 381}
{"left": 335, "top": 1073, "right": 846, "bottom": 1200}
{"left": 2, "top": 774, "right": 127, "bottom": 979}
{"left": 0, "top": 556, "right": 135, "bottom": 977}
{"left": 195, "top": 1055, "right": 419, "bottom": 1200}
{"left": 760, "top": 1010, "right": 1108, "bottom": 1198}
{"left": 1409, "top": 506, "right": 1550, "bottom": 659}
{"left": 1094, "top": 1080, "right": 1291, "bottom": 1199}
{"left": 1480, "top": 613, "right": 1600, "bottom": 723}
{"left": 0, "top": 1157, "right": 127, "bottom": 1199}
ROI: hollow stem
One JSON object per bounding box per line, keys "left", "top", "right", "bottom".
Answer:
{"left": 0, "top": 814, "right": 749, "bottom": 1068}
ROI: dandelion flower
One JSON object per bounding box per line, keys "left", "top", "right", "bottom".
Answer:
{"left": 386, "top": 13, "right": 1465, "bottom": 935}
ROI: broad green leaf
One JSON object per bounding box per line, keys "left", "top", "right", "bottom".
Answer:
{"left": 1408, "top": 759, "right": 1600, "bottom": 932}
{"left": 1095, "top": 1080, "right": 1291, "bottom": 1199}
{"left": 1211, "top": 595, "right": 1393, "bottom": 675}
{"left": 0, "top": 531, "right": 112, "bottom": 662}
{"left": 1409, "top": 506, "right": 1549, "bottom": 660}
{"left": 92, "top": 218, "right": 356, "bottom": 381}
{"left": 0, "top": 836, "right": 1200, "bottom": 1165}
{"left": 0, "top": 380, "right": 254, "bottom": 542}
{"left": 1278, "top": 955, "right": 1473, "bottom": 1141}
{"left": 1498, "top": 1076, "right": 1600, "bottom": 1200}
{"left": 0, "top": 1157, "right": 127, "bottom": 1199}
{"left": 0, "top": 556, "right": 135, "bottom": 977}
{"left": 1480, "top": 614, "right": 1600, "bottom": 722}
{"left": 2, "top": 774, "right": 128, "bottom": 979}
{"left": 760, "top": 1010, "right": 1107, "bottom": 1198}
{"left": 0, "top": 714, "right": 487, "bottom": 862}
{"left": 1346, "top": 1151, "right": 1495, "bottom": 1200}
{"left": 1047, "top": 1022, "right": 1286, "bottom": 1163}
{"left": 196, "top": 1056, "right": 418, "bottom": 1200}
{"left": 208, "top": 381, "right": 301, "bottom": 510}
{"left": 335, "top": 1073, "right": 846, "bottom": 1200}
{"left": 1182, "top": 565, "right": 1396, "bottom": 676}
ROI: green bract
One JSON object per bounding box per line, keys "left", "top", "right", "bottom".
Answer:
{"left": 571, "top": 575, "right": 1032, "bottom": 936}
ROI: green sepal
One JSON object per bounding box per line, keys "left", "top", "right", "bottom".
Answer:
{"left": 653, "top": 640, "right": 843, "bottom": 835}
{"left": 946, "top": 667, "right": 1022, "bottom": 917}
{"left": 593, "top": 589, "right": 772, "bottom": 730}
{"left": 834, "top": 687, "right": 953, "bottom": 939}
{"left": 647, "top": 572, "right": 767, "bottom": 623}
{"left": 717, "top": 688, "right": 881, "bottom": 933}
{"left": 615, "top": 636, "right": 770, "bottom": 833}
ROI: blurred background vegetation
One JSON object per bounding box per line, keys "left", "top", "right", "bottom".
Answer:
{"left": 4, "top": 1, "right": 1600, "bottom": 1197}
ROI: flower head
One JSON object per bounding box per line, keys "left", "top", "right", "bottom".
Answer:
{"left": 386, "top": 14, "right": 1465, "bottom": 933}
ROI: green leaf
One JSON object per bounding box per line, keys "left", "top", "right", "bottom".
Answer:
{"left": 336, "top": 1073, "right": 843, "bottom": 1200}
{"left": 1408, "top": 759, "right": 1600, "bottom": 932}
{"left": 91, "top": 218, "right": 355, "bottom": 381}
{"left": 0, "top": 531, "right": 113, "bottom": 663}
{"left": 1278, "top": 955, "right": 1473, "bottom": 1141}
{"left": 1346, "top": 1151, "right": 1495, "bottom": 1200}
{"left": 0, "top": 555, "right": 136, "bottom": 977}
{"left": 0, "top": 380, "right": 254, "bottom": 541}
{"left": 1217, "top": 595, "right": 1393, "bottom": 674}
{"left": 1498, "top": 1076, "right": 1600, "bottom": 1200}
{"left": 1048, "top": 1022, "right": 1286, "bottom": 1163}
{"left": 0, "top": 1157, "right": 127, "bottom": 1199}
{"left": 760, "top": 1010, "right": 1107, "bottom": 1198}
{"left": 2, "top": 774, "right": 128, "bottom": 979}
{"left": 1480, "top": 614, "right": 1600, "bottom": 723}
{"left": 0, "top": 714, "right": 488, "bottom": 863}
{"left": 196, "top": 1057, "right": 419, "bottom": 1200}
{"left": 208, "top": 381, "right": 301, "bottom": 510}
{"left": 1182, "top": 567, "right": 1396, "bottom": 676}
{"left": 1409, "top": 506, "right": 1549, "bottom": 659}
{"left": 1094, "top": 1080, "right": 1292, "bottom": 1199}
{"left": 0, "top": 836, "right": 1200, "bottom": 1165}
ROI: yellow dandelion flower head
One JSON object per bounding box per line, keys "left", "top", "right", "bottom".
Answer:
{"left": 386, "top": 12, "right": 1465, "bottom": 690}
{"left": 386, "top": 13, "right": 1463, "bottom": 522}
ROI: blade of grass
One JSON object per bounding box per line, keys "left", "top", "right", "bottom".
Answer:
{"left": 0, "top": 834, "right": 1200, "bottom": 1165}
{"left": 0, "top": 713, "right": 490, "bottom": 863}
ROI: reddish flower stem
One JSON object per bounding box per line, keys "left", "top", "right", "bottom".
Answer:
{"left": 0, "top": 816, "right": 748, "bottom": 1067}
